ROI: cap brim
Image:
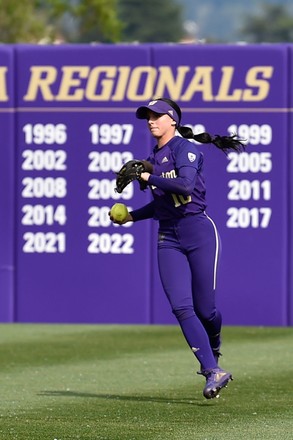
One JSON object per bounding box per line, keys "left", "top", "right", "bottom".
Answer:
{"left": 136, "top": 106, "right": 150, "bottom": 119}
{"left": 135, "top": 101, "right": 179, "bottom": 125}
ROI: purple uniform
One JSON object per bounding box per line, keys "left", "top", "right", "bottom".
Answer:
{"left": 131, "top": 135, "right": 222, "bottom": 371}
{"left": 126, "top": 97, "right": 241, "bottom": 397}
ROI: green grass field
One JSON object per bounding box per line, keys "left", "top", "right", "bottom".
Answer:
{"left": 0, "top": 324, "right": 292, "bottom": 440}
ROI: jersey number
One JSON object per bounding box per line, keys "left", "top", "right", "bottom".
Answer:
{"left": 171, "top": 194, "right": 192, "bottom": 207}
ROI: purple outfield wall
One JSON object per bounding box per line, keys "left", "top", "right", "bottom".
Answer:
{"left": 0, "top": 47, "right": 15, "bottom": 322}
{"left": 0, "top": 43, "right": 292, "bottom": 325}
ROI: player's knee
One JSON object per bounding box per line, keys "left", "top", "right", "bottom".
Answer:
{"left": 172, "top": 306, "right": 195, "bottom": 321}
{"left": 197, "top": 308, "right": 219, "bottom": 324}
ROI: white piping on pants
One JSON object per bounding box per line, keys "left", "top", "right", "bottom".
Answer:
{"left": 205, "top": 213, "right": 219, "bottom": 291}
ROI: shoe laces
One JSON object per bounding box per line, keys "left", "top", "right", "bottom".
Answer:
{"left": 199, "top": 367, "right": 225, "bottom": 378}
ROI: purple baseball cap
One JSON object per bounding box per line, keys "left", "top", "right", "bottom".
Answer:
{"left": 136, "top": 100, "right": 180, "bottom": 125}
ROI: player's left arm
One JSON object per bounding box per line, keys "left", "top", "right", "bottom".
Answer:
{"left": 142, "top": 142, "right": 201, "bottom": 195}
{"left": 145, "top": 166, "right": 197, "bottom": 196}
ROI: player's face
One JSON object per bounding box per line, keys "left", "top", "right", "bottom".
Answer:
{"left": 146, "top": 111, "right": 175, "bottom": 143}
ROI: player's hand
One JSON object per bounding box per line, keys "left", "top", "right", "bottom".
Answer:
{"left": 140, "top": 172, "right": 151, "bottom": 182}
{"left": 108, "top": 211, "right": 133, "bottom": 225}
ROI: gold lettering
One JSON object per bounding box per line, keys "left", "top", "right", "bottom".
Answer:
{"left": 21, "top": 63, "right": 274, "bottom": 103}
{"left": 56, "top": 66, "right": 89, "bottom": 101}
{"left": 215, "top": 67, "right": 242, "bottom": 101}
{"left": 23, "top": 66, "right": 57, "bottom": 101}
{"left": 242, "top": 66, "right": 273, "bottom": 101}
{"left": 127, "top": 66, "right": 157, "bottom": 101}
{"left": 112, "top": 66, "right": 131, "bottom": 101}
{"left": 154, "top": 66, "right": 190, "bottom": 100}
{"left": 0, "top": 67, "right": 8, "bottom": 101}
{"left": 181, "top": 67, "right": 214, "bottom": 101}
{"left": 85, "top": 66, "right": 116, "bottom": 101}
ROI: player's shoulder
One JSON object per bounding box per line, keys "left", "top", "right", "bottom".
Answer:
{"left": 170, "top": 135, "right": 200, "bottom": 154}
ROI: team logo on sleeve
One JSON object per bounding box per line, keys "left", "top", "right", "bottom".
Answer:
{"left": 188, "top": 152, "right": 196, "bottom": 162}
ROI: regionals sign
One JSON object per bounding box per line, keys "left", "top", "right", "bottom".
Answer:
{"left": 0, "top": 44, "right": 291, "bottom": 325}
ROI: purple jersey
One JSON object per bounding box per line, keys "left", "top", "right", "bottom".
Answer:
{"left": 147, "top": 136, "right": 207, "bottom": 221}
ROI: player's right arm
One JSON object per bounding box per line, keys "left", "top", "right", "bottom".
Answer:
{"left": 130, "top": 201, "right": 155, "bottom": 221}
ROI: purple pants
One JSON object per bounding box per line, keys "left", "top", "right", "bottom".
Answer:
{"left": 157, "top": 212, "right": 222, "bottom": 370}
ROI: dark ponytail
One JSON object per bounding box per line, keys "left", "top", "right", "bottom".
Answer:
{"left": 177, "top": 127, "right": 246, "bottom": 154}
{"left": 157, "top": 97, "right": 246, "bottom": 154}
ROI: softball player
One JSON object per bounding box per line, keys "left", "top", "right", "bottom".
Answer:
{"left": 111, "top": 98, "right": 245, "bottom": 399}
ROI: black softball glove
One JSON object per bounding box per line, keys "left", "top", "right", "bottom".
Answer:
{"left": 115, "top": 159, "right": 153, "bottom": 193}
